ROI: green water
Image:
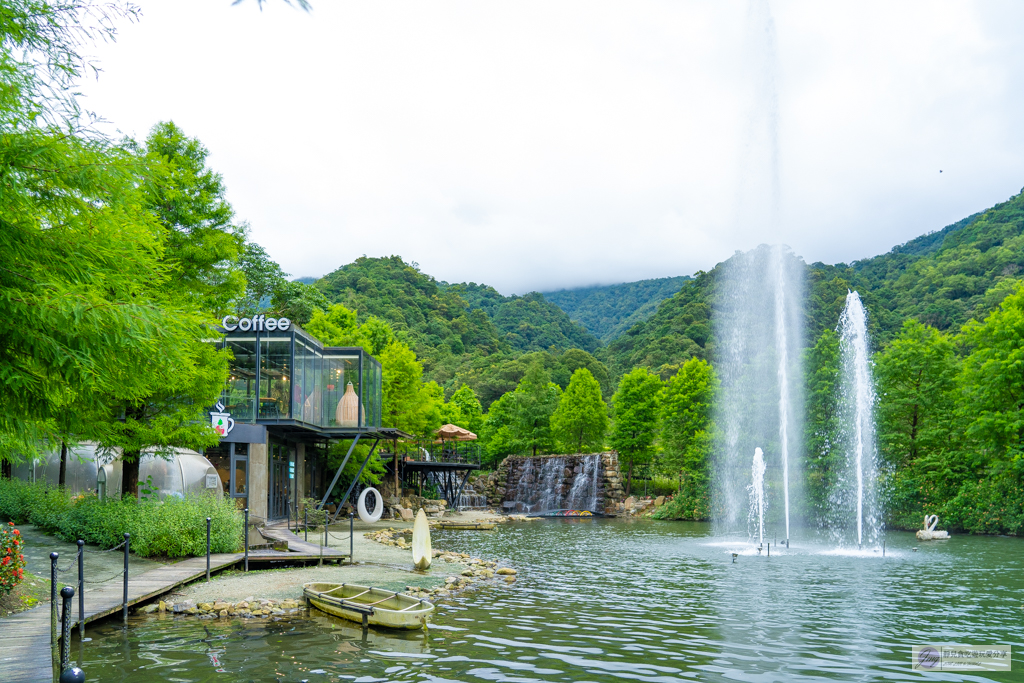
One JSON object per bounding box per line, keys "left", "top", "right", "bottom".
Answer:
{"left": 75, "top": 520, "right": 1023, "bottom": 682}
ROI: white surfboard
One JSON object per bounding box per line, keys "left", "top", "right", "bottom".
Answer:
{"left": 412, "top": 508, "right": 432, "bottom": 570}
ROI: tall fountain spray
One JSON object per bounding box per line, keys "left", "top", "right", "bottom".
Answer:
{"left": 748, "top": 448, "right": 767, "bottom": 546}
{"left": 835, "top": 291, "right": 881, "bottom": 547}
{"left": 773, "top": 255, "right": 791, "bottom": 544}
{"left": 714, "top": 245, "right": 804, "bottom": 535}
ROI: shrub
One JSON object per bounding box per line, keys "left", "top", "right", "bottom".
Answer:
{"left": 0, "top": 479, "right": 242, "bottom": 557}
{"left": 651, "top": 477, "right": 712, "bottom": 521}
{"left": 0, "top": 522, "right": 27, "bottom": 599}
{"left": 941, "top": 472, "right": 1024, "bottom": 535}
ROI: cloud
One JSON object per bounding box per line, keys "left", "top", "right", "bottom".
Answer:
{"left": 79, "top": 0, "right": 1024, "bottom": 293}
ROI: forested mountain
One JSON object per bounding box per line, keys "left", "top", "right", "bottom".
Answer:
{"left": 314, "top": 256, "right": 607, "bottom": 404}
{"left": 443, "top": 282, "right": 599, "bottom": 353}
{"left": 543, "top": 275, "right": 690, "bottom": 343}
{"left": 601, "top": 187, "right": 1024, "bottom": 376}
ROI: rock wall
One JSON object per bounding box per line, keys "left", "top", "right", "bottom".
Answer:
{"left": 470, "top": 452, "right": 624, "bottom": 515}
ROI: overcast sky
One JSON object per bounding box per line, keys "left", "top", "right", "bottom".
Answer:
{"left": 78, "top": 0, "right": 1024, "bottom": 294}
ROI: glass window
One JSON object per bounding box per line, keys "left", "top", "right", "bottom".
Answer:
{"left": 231, "top": 443, "right": 248, "bottom": 497}
{"left": 224, "top": 338, "right": 257, "bottom": 422}
{"left": 204, "top": 444, "right": 231, "bottom": 495}
{"left": 325, "top": 355, "right": 359, "bottom": 427}
{"left": 259, "top": 339, "right": 291, "bottom": 419}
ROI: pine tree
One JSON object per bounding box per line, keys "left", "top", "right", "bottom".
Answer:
{"left": 551, "top": 369, "right": 608, "bottom": 454}
{"left": 610, "top": 367, "right": 663, "bottom": 496}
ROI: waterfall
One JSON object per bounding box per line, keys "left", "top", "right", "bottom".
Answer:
{"left": 566, "top": 454, "right": 600, "bottom": 511}
{"left": 835, "top": 291, "right": 881, "bottom": 547}
{"left": 748, "top": 448, "right": 766, "bottom": 545}
{"left": 506, "top": 454, "right": 602, "bottom": 513}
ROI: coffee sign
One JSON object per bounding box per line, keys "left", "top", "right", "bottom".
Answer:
{"left": 221, "top": 314, "right": 291, "bottom": 332}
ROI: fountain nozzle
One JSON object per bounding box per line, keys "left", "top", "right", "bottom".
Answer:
{"left": 732, "top": 553, "right": 738, "bottom": 563}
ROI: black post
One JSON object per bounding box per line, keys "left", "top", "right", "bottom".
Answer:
{"left": 206, "top": 517, "right": 211, "bottom": 582}
{"left": 122, "top": 533, "right": 129, "bottom": 623}
{"left": 243, "top": 508, "right": 249, "bottom": 572}
{"left": 349, "top": 512, "right": 354, "bottom": 563}
{"left": 76, "top": 540, "right": 84, "bottom": 637}
{"left": 59, "top": 586, "right": 74, "bottom": 672}
{"left": 304, "top": 507, "right": 308, "bottom": 542}
{"left": 50, "top": 552, "right": 58, "bottom": 644}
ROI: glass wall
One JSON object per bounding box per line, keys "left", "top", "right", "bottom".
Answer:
{"left": 259, "top": 339, "right": 291, "bottom": 419}
{"left": 224, "top": 338, "right": 257, "bottom": 422}
{"left": 220, "top": 328, "right": 382, "bottom": 431}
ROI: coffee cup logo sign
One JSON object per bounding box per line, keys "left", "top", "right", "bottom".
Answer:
{"left": 221, "top": 315, "right": 291, "bottom": 332}
{"left": 211, "top": 401, "right": 235, "bottom": 437}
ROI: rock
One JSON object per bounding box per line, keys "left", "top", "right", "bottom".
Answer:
{"left": 219, "top": 609, "right": 229, "bottom": 618}
{"left": 480, "top": 569, "right": 494, "bottom": 578}
{"left": 172, "top": 600, "right": 195, "bottom": 614}
{"left": 212, "top": 601, "right": 230, "bottom": 611}
{"left": 400, "top": 508, "right": 415, "bottom": 522}
{"left": 655, "top": 496, "right": 665, "bottom": 507}
{"left": 251, "top": 609, "right": 263, "bottom": 616}
{"left": 140, "top": 603, "right": 159, "bottom": 614}
{"left": 624, "top": 496, "right": 635, "bottom": 509}
{"left": 461, "top": 569, "right": 474, "bottom": 577}
{"left": 504, "top": 575, "right": 516, "bottom": 583}
{"left": 198, "top": 613, "right": 216, "bottom": 620}
{"left": 280, "top": 599, "right": 299, "bottom": 609}
{"left": 236, "top": 601, "right": 249, "bottom": 610}
{"left": 496, "top": 568, "right": 517, "bottom": 575}
{"left": 158, "top": 601, "right": 166, "bottom": 612}
{"left": 198, "top": 602, "right": 214, "bottom": 612}
{"left": 431, "top": 549, "right": 442, "bottom": 557}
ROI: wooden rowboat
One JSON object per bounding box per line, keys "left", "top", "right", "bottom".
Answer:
{"left": 434, "top": 522, "right": 496, "bottom": 531}
{"left": 303, "top": 582, "right": 434, "bottom": 630}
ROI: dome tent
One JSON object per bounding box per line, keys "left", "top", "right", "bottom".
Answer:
{"left": 13, "top": 444, "right": 222, "bottom": 500}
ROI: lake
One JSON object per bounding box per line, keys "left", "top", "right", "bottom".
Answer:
{"left": 76, "top": 519, "right": 1023, "bottom": 682}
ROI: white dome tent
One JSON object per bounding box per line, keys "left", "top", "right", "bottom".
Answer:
{"left": 13, "top": 443, "right": 222, "bottom": 501}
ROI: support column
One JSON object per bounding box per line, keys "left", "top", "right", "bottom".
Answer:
{"left": 295, "top": 442, "right": 306, "bottom": 508}
{"left": 249, "top": 435, "right": 269, "bottom": 523}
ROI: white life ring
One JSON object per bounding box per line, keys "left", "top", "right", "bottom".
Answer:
{"left": 357, "top": 487, "right": 383, "bottom": 523}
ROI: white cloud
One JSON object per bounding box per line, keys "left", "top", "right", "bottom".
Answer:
{"left": 78, "top": 0, "right": 1024, "bottom": 293}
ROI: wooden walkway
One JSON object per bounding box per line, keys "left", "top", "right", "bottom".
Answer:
{"left": 0, "top": 553, "right": 244, "bottom": 682}
{"left": 0, "top": 529, "right": 349, "bottom": 681}
{"left": 261, "top": 522, "right": 350, "bottom": 560}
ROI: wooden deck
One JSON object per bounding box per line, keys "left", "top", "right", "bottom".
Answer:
{"left": 0, "top": 536, "right": 348, "bottom": 682}
{"left": 0, "top": 553, "right": 243, "bottom": 682}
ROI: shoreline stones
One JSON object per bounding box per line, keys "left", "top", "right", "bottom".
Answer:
{"left": 141, "top": 597, "right": 303, "bottom": 619}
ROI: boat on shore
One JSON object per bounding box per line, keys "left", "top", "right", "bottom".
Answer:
{"left": 303, "top": 582, "right": 434, "bottom": 630}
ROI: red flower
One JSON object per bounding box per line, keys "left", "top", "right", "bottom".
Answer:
{"left": 1, "top": 557, "right": 8, "bottom": 566}
{"left": 12, "top": 530, "right": 18, "bottom": 536}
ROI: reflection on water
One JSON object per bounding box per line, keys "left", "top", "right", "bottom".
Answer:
{"left": 78, "top": 520, "right": 1024, "bottom": 682}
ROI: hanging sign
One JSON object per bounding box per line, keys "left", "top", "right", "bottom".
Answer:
{"left": 211, "top": 401, "right": 235, "bottom": 436}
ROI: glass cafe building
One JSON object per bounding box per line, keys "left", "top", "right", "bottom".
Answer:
{"left": 203, "top": 314, "right": 386, "bottom": 523}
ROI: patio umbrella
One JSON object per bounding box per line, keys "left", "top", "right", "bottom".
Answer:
{"left": 436, "top": 423, "right": 477, "bottom": 441}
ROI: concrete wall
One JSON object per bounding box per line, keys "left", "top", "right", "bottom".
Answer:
{"left": 249, "top": 437, "right": 268, "bottom": 523}
{"left": 295, "top": 442, "right": 306, "bottom": 505}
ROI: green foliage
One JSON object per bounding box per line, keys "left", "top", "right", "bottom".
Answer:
{"left": 378, "top": 341, "right": 442, "bottom": 437}
{"left": 600, "top": 271, "right": 714, "bottom": 380}
{"left": 449, "top": 283, "right": 599, "bottom": 353}
{"left": 802, "top": 329, "right": 842, "bottom": 520}
{"left": 441, "top": 385, "right": 484, "bottom": 435}
{"left": 610, "top": 367, "right": 663, "bottom": 495}
{"left": 551, "top": 368, "right": 609, "bottom": 453}
{"left": 316, "top": 256, "right": 505, "bottom": 373}
{"left": 0, "top": 522, "right": 26, "bottom": 598}
{"left": 940, "top": 470, "right": 1024, "bottom": 535}
{"left": 876, "top": 320, "right": 961, "bottom": 474}
{"left": 479, "top": 363, "right": 563, "bottom": 464}
{"left": 543, "top": 275, "right": 690, "bottom": 343}
{"left": 0, "top": 479, "right": 242, "bottom": 557}
{"left": 651, "top": 476, "right": 713, "bottom": 521}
